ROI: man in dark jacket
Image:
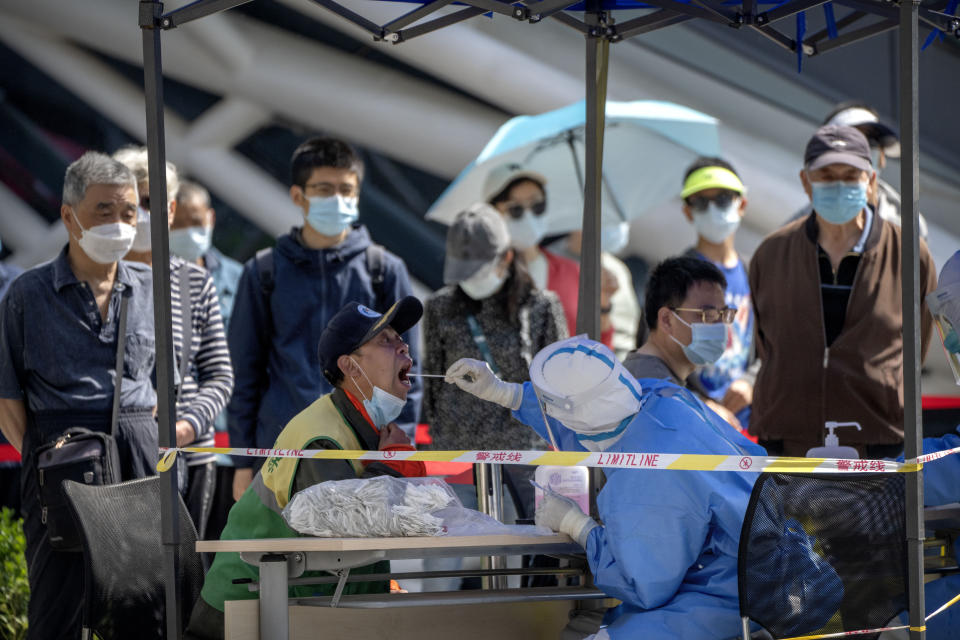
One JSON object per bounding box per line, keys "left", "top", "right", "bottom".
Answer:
{"left": 228, "top": 137, "right": 421, "bottom": 499}
{"left": 749, "top": 125, "right": 936, "bottom": 458}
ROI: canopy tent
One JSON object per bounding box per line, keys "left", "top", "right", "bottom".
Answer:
{"left": 137, "top": 0, "right": 952, "bottom": 636}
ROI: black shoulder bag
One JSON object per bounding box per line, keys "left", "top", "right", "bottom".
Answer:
{"left": 36, "top": 294, "right": 127, "bottom": 551}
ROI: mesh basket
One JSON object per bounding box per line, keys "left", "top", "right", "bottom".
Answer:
{"left": 64, "top": 476, "right": 202, "bottom": 640}
{"left": 739, "top": 473, "right": 907, "bottom": 639}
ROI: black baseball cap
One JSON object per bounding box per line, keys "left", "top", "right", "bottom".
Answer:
{"left": 804, "top": 125, "right": 873, "bottom": 173}
{"left": 318, "top": 296, "right": 423, "bottom": 381}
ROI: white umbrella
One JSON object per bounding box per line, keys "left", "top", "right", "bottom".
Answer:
{"left": 425, "top": 99, "right": 720, "bottom": 233}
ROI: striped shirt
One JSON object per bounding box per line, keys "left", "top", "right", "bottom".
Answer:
{"left": 171, "top": 256, "right": 234, "bottom": 465}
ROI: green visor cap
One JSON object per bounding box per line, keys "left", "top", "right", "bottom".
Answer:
{"left": 681, "top": 166, "right": 746, "bottom": 200}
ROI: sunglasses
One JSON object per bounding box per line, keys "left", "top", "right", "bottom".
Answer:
{"left": 685, "top": 191, "right": 738, "bottom": 212}
{"left": 504, "top": 200, "right": 547, "bottom": 220}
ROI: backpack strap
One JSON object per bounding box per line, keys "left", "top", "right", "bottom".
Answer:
{"left": 255, "top": 247, "right": 275, "bottom": 336}
{"left": 365, "top": 244, "right": 386, "bottom": 310}
{"left": 255, "top": 247, "right": 275, "bottom": 296}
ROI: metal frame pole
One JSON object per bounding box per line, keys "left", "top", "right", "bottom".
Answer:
{"left": 140, "top": 1, "right": 181, "bottom": 637}
{"left": 899, "top": 0, "right": 925, "bottom": 637}
{"left": 580, "top": 3, "right": 610, "bottom": 525}
{"left": 576, "top": 7, "right": 609, "bottom": 343}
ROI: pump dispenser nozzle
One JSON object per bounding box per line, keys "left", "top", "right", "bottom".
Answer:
{"left": 806, "top": 421, "right": 862, "bottom": 459}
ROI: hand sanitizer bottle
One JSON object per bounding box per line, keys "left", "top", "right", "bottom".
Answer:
{"left": 805, "top": 421, "right": 862, "bottom": 459}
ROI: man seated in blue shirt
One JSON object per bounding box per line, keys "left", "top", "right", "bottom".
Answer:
{"left": 0, "top": 152, "right": 159, "bottom": 640}
{"left": 228, "top": 137, "right": 421, "bottom": 501}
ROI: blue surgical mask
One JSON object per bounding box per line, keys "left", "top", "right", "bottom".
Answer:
{"left": 350, "top": 357, "right": 406, "bottom": 427}
{"left": 811, "top": 181, "right": 867, "bottom": 225}
{"left": 306, "top": 195, "right": 359, "bottom": 236}
{"left": 168, "top": 226, "right": 212, "bottom": 262}
{"left": 668, "top": 312, "right": 727, "bottom": 366}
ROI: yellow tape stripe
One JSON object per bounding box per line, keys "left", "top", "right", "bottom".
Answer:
{"left": 667, "top": 454, "right": 728, "bottom": 470}
{"left": 406, "top": 450, "right": 465, "bottom": 462}
{"left": 927, "top": 591, "right": 960, "bottom": 620}
{"left": 532, "top": 452, "right": 594, "bottom": 466}
{"left": 762, "top": 458, "right": 827, "bottom": 473}
{"left": 910, "top": 626, "right": 927, "bottom": 632}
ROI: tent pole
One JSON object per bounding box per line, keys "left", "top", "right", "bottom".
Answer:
{"left": 576, "top": 6, "right": 609, "bottom": 342}
{"left": 899, "top": 0, "right": 924, "bottom": 637}
{"left": 581, "top": 5, "right": 609, "bottom": 523}
{"left": 140, "top": 1, "right": 182, "bottom": 637}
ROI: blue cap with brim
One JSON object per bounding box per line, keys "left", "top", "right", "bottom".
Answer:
{"left": 318, "top": 296, "right": 423, "bottom": 381}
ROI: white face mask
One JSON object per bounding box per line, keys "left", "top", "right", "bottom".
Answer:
{"left": 349, "top": 357, "right": 405, "bottom": 427}
{"left": 505, "top": 211, "right": 547, "bottom": 250}
{"left": 668, "top": 312, "right": 727, "bottom": 366}
{"left": 169, "top": 226, "right": 213, "bottom": 262}
{"left": 71, "top": 210, "right": 137, "bottom": 265}
{"left": 131, "top": 206, "right": 152, "bottom": 253}
{"left": 692, "top": 200, "right": 741, "bottom": 244}
{"left": 600, "top": 222, "right": 630, "bottom": 254}
{"left": 460, "top": 260, "right": 507, "bottom": 300}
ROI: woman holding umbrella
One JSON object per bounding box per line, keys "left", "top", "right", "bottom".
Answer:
{"left": 483, "top": 164, "right": 616, "bottom": 344}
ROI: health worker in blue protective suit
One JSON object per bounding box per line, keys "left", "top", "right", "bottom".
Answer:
{"left": 894, "top": 249, "right": 960, "bottom": 640}
{"left": 910, "top": 424, "right": 960, "bottom": 640}
{"left": 445, "top": 337, "right": 774, "bottom": 640}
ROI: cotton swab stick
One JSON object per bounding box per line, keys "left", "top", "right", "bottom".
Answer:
{"left": 405, "top": 373, "right": 447, "bottom": 378}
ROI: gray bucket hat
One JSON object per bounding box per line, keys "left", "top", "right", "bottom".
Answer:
{"left": 443, "top": 203, "right": 510, "bottom": 285}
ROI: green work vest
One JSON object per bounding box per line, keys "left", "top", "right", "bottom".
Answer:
{"left": 200, "top": 394, "right": 389, "bottom": 612}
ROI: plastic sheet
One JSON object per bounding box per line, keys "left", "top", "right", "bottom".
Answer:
{"left": 282, "top": 476, "right": 552, "bottom": 538}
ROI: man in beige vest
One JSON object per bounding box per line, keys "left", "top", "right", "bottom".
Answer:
{"left": 186, "top": 296, "right": 425, "bottom": 639}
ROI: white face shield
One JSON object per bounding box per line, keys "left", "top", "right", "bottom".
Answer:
{"left": 530, "top": 336, "right": 643, "bottom": 437}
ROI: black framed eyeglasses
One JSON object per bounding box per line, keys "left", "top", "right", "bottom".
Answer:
{"left": 685, "top": 191, "right": 738, "bottom": 212}
{"left": 304, "top": 182, "right": 359, "bottom": 198}
{"left": 504, "top": 200, "right": 547, "bottom": 220}
{"left": 671, "top": 306, "right": 737, "bottom": 324}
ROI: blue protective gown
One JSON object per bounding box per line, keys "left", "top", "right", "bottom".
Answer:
{"left": 513, "top": 378, "right": 768, "bottom": 639}
{"left": 896, "top": 428, "right": 960, "bottom": 639}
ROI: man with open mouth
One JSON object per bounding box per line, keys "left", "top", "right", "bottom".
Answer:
{"left": 186, "top": 296, "right": 426, "bottom": 640}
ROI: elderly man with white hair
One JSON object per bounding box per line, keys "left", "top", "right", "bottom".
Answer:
{"left": 0, "top": 151, "right": 158, "bottom": 639}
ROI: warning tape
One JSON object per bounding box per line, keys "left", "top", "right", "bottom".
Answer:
{"left": 779, "top": 589, "right": 960, "bottom": 639}
{"left": 917, "top": 443, "right": 960, "bottom": 464}
{"left": 156, "top": 446, "right": 924, "bottom": 474}
{"left": 780, "top": 624, "right": 910, "bottom": 639}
